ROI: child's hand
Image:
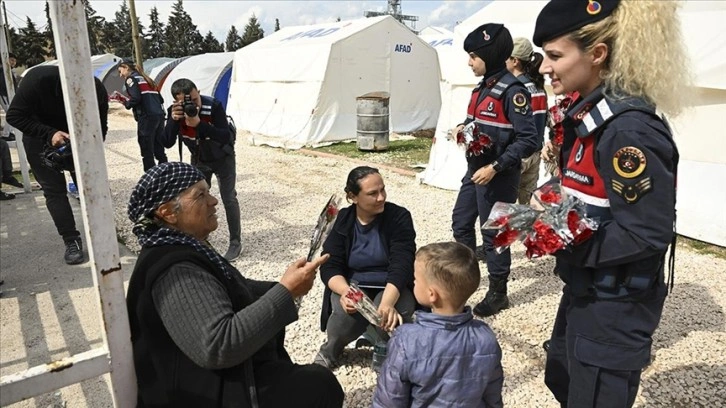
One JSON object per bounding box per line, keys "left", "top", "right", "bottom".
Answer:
{"left": 378, "top": 304, "right": 403, "bottom": 332}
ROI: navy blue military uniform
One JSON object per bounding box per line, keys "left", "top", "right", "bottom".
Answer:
{"left": 124, "top": 70, "right": 167, "bottom": 171}
{"left": 452, "top": 68, "right": 540, "bottom": 275}
{"left": 544, "top": 86, "right": 678, "bottom": 407}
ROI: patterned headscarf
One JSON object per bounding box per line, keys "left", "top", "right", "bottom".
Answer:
{"left": 127, "top": 162, "right": 232, "bottom": 278}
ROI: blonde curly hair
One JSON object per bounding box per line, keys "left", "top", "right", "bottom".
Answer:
{"left": 570, "top": 0, "right": 691, "bottom": 117}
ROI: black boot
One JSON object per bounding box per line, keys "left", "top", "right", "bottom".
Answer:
{"left": 473, "top": 276, "right": 510, "bottom": 317}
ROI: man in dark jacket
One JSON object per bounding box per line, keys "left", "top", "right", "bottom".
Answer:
{"left": 6, "top": 65, "right": 108, "bottom": 265}
{"left": 163, "top": 78, "right": 241, "bottom": 261}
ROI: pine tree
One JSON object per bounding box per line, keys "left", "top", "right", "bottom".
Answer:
{"left": 17, "top": 18, "right": 47, "bottom": 67}
{"left": 104, "top": 0, "right": 143, "bottom": 59}
{"left": 5, "top": 27, "right": 22, "bottom": 59}
{"left": 164, "top": 0, "right": 204, "bottom": 57}
{"left": 82, "top": 0, "right": 108, "bottom": 55}
{"left": 145, "top": 6, "right": 165, "bottom": 58}
{"left": 44, "top": 2, "right": 56, "bottom": 58}
{"left": 224, "top": 25, "right": 243, "bottom": 51}
{"left": 201, "top": 31, "right": 224, "bottom": 53}
{"left": 274, "top": 18, "right": 280, "bottom": 32}
{"left": 241, "top": 14, "right": 264, "bottom": 47}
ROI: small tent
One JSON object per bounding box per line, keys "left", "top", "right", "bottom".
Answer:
{"left": 227, "top": 15, "right": 441, "bottom": 149}
{"left": 418, "top": 1, "right": 548, "bottom": 191}
{"left": 142, "top": 57, "right": 175, "bottom": 74}
{"left": 21, "top": 53, "right": 121, "bottom": 78}
{"left": 158, "top": 53, "right": 234, "bottom": 110}
{"left": 94, "top": 59, "right": 125, "bottom": 98}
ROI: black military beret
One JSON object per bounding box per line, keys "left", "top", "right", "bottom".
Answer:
{"left": 464, "top": 23, "right": 505, "bottom": 54}
{"left": 533, "top": 0, "right": 621, "bottom": 47}
{"left": 120, "top": 58, "right": 136, "bottom": 66}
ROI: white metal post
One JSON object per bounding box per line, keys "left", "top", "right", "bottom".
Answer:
{"left": 0, "top": 0, "right": 32, "bottom": 193}
{"left": 0, "top": 1, "right": 136, "bottom": 406}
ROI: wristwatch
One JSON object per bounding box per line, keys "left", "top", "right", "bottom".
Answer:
{"left": 491, "top": 160, "right": 502, "bottom": 172}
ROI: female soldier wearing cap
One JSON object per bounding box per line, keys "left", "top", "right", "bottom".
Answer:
{"left": 533, "top": 0, "right": 688, "bottom": 406}
{"left": 451, "top": 23, "right": 540, "bottom": 317}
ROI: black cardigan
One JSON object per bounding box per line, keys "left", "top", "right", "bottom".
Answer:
{"left": 319, "top": 201, "right": 416, "bottom": 331}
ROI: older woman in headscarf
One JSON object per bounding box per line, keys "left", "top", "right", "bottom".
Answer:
{"left": 126, "top": 162, "right": 344, "bottom": 408}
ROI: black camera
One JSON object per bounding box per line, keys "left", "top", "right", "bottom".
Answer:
{"left": 41, "top": 142, "right": 74, "bottom": 172}
{"left": 183, "top": 94, "right": 198, "bottom": 117}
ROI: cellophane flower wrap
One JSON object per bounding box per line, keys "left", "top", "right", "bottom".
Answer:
{"left": 544, "top": 92, "right": 579, "bottom": 176}
{"left": 482, "top": 202, "right": 540, "bottom": 254}
{"left": 484, "top": 183, "right": 599, "bottom": 258}
{"left": 456, "top": 122, "right": 493, "bottom": 157}
{"left": 345, "top": 282, "right": 382, "bottom": 327}
{"left": 307, "top": 194, "right": 342, "bottom": 261}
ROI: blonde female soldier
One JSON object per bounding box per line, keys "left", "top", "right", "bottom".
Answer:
{"left": 532, "top": 0, "right": 689, "bottom": 406}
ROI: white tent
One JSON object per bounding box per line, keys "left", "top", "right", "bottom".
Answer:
{"left": 418, "top": 0, "right": 726, "bottom": 246}
{"left": 21, "top": 53, "right": 120, "bottom": 78}
{"left": 159, "top": 52, "right": 234, "bottom": 111}
{"left": 418, "top": 1, "right": 549, "bottom": 190}
{"left": 227, "top": 15, "right": 441, "bottom": 149}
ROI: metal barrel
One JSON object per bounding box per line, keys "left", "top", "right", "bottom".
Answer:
{"left": 356, "top": 91, "right": 390, "bottom": 151}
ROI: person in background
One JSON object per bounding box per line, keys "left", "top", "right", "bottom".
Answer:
{"left": 314, "top": 166, "right": 417, "bottom": 369}
{"left": 452, "top": 23, "right": 540, "bottom": 317}
{"left": 118, "top": 59, "right": 167, "bottom": 171}
{"left": 1, "top": 52, "right": 19, "bottom": 141}
{"left": 6, "top": 65, "right": 108, "bottom": 265}
{"left": 126, "top": 162, "right": 344, "bottom": 408}
{"left": 163, "top": 78, "right": 241, "bottom": 261}
{"left": 533, "top": 0, "right": 687, "bottom": 405}
{"left": 507, "top": 37, "right": 548, "bottom": 205}
{"left": 373, "top": 242, "right": 503, "bottom": 408}
{"left": 0, "top": 138, "right": 23, "bottom": 200}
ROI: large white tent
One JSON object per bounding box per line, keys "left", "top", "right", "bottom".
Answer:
{"left": 418, "top": 0, "right": 726, "bottom": 246}
{"left": 158, "top": 52, "right": 234, "bottom": 111}
{"left": 227, "top": 15, "right": 441, "bottom": 149}
{"left": 21, "top": 53, "right": 120, "bottom": 78}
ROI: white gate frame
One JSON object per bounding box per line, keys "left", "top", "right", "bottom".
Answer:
{"left": 0, "top": 1, "right": 136, "bottom": 406}
{"left": 0, "top": 0, "right": 32, "bottom": 192}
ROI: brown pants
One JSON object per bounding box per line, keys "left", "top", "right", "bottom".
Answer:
{"left": 518, "top": 152, "right": 541, "bottom": 204}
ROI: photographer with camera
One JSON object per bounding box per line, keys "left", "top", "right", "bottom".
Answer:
{"left": 118, "top": 59, "right": 168, "bottom": 171}
{"left": 6, "top": 65, "right": 108, "bottom": 265}
{"left": 162, "top": 78, "right": 241, "bottom": 261}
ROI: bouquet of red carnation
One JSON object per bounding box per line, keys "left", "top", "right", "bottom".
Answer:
{"left": 307, "top": 194, "right": 342, "bottom": 261}
{"left": 109, "top": 90, "right": 129, "bottom": 103}
{"left": 483, "top": 202, "right": 540, "bottom": 253}
{"left": 523, "top": 183, "right": 599, "bottom": 258}
{"left": 345, "top": 282, "right": 382, "bottom": 327}
{"left": 456, "top": 122, "right": 493, "bottom": 157}
{"left": 544, "top": 92, "right": 580, "bottom": 176}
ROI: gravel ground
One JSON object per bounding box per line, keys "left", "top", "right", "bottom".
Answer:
{"left": 4, "top": 107, "right": 725, "bottom": 407}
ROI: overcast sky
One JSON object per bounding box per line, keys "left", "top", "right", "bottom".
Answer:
{"left": 3, "top": 1, "right": 488, "bottom": 42}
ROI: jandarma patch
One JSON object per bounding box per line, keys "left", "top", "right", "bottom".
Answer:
{"left": 612, "top": 146, "right": 646, "bottom": 179}
{"left": 513, "top": 93, "right": 527, "bottom": 107}
{"left": 586, "top": 0, "right": 602, "bottom": 15}
{"left": 126, "top": 78, "right": 134, "bottom": 86}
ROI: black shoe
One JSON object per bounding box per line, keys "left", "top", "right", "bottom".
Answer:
{"left": 0, "top": 191, "right": 15, "bottom": 200}
{"left": 473, "top": 276, "right": 510, "bottom": 317}
{"left": 223, "top": 240, "right": 242, "bottom": 261}
{"left": 543, "top": 340, "right": 550, "bottom": 352}
{"left": 64, "top": 239, "right": 84, "bottom": 265}
{"left": 475, "top": 245, "right": 486, "bottom": 262}
{"left": 3, "top": 176, "right": 23, "bottom": 188}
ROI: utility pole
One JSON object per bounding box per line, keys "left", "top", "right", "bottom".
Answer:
{"left": 1, "top": 0, "right": 11, "bottom": 52}
{"left": 128, "top": 0, "right": 143, "bottom": 69}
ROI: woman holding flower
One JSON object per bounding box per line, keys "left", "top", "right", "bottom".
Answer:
{"left": 314, "top": 166, "right": 417, "bottom": 369}
{"left": 533, "top": 0, "right": 687, "bottom": 405}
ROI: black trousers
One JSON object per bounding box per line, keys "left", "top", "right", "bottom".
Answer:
{"left": 23, "top": 136, "right": 79, "bottom": 242}
{"left": 137, "top": 114, "right": 167, "bottom": 171}
{"left": 452, "top": 166, "right": 519, "bottom": 278}
{"left": 254, "top": 360, "right": 344, "bottom": 408}
{"left": 545, "top": 283, "right": 666, "bottom": 407}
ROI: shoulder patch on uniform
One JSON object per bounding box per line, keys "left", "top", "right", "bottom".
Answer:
{"left": 611, "top": 177, "right": 652, "bottom": 204}
{"left": 126, "top": 78, "right": 134, "bottom": 87}
{"left": 612, "top": 146, "right": 646, "bottom": 179}
{"left": 513, "top": 93, "right": 527, "bottom": 107}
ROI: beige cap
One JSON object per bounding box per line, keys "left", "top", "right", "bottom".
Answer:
{"left": 511, "top": 37, "right": 534, "bottom": 61}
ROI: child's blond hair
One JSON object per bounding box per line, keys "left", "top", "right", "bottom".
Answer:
{"left": 416, "top": 242, "right": 480, "bottom": 308}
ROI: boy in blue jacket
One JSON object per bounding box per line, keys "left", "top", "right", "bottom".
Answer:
{"left": 373, "top": 242, "right": 504, "bottom": 407}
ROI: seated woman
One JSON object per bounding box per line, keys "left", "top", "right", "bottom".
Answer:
{"left": 126, "top": 162, "right": 344, "bottom": 408}
{"left": 315, "top": 166, "right": 417, "bottom": 368}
